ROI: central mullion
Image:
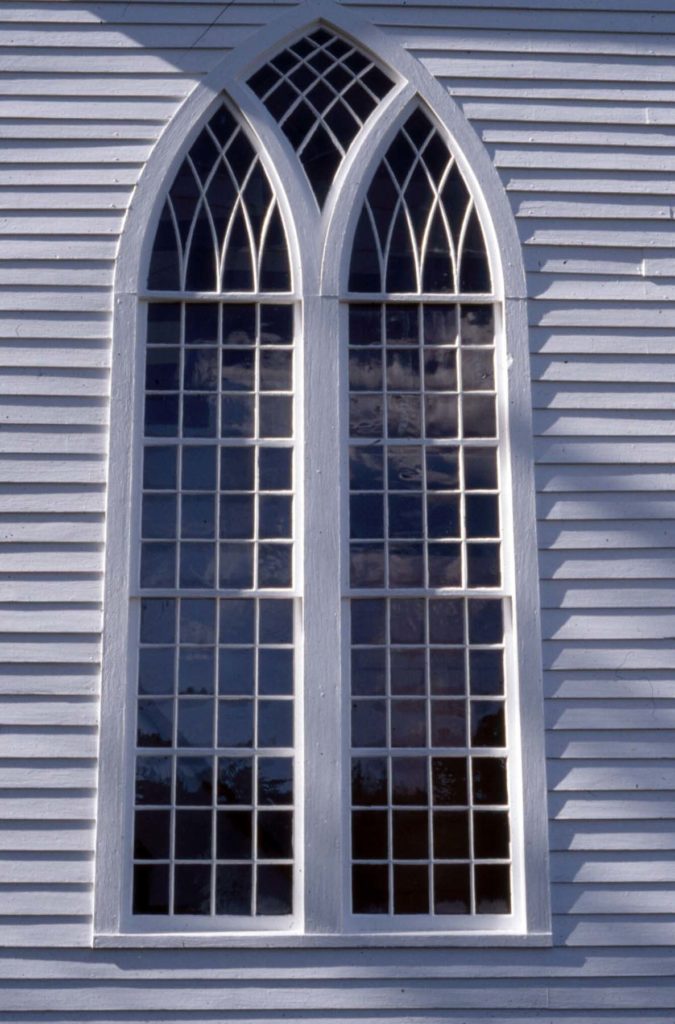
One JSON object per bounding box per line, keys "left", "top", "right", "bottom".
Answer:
{"left": 302, "top": 294, "right": 345, "bottom": 933}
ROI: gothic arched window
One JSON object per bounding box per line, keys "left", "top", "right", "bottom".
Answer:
{"left": 96, "top": 18, "right": 549, "bottom": 945}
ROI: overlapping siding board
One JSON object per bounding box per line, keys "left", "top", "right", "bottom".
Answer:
{"left": 0, "top": 0, "right": 674, "bottom": 1019}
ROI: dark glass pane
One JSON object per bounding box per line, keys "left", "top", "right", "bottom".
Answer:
{"left": 140, "top": 598, "right": 176, "bottom": 644}
{"left": 256, "top": 864, "right": 292, "bottom": 915}
{"left": 353, "top": 864, "right": 388, "bottom": 914}
{"left": 393, "top": 864, "right": 428, "bottom": 915}
{"left": 178, "top": 649, "right": 214, "bottom": 695}
{"left": 350, "top": 494, "right": 384, "bottom": 539}
{"left": 431, "top": 757, "right": 467, "bottom": 805}
{"left": 186, "top": 205, "right": 218, "bottom": 292}
{"left": 424, "top": 349, "right": 456, "bottom": 391}
{"left": 352, "top": 699, "right": 387, "bottom": 747}
{"left": 466, "top": 542, "right": 501, "bottom": 588}
{"left": 183, "top": 446, "right": 217, "bottom": 491}
{"left": 351, "top": 599, "right": 386, "bottom": 644}
{"left": 459, "top": 207, "right": 491, "bottom": 293}
{"left": 134, "top": 809, "right": 170, "bottom": 859}
{"left": 144, "top": 394, "right": 178, "bottom": 438}
{"left": 386, "top": 348, "right": 419, "bottom": 390}
{"left": 142, "top": 494, "right": 176, "bottom": 539}
{"left": 463, "top": 395, "right": 496, "bottom": 439}
{"left": 146, "top": 348, "right": 180, "bottom": 391}
{"left": 143, "top": 445, "right": 177, "bottom": 491}
{"left": 176, "top": 756, "right": 213, "bottom": 805}
{"left": 147, "top": 303, "right": 181, "bottom": 345}
{"left": 138, "top": 647, "right": 174, "bottom": 696}
{"left": 185, "top": 303, "right": 218, "bottom": 345}
{"left": 433, "top": 810, "right": 469, "bottom": 859}
{"left": 427, "top": 543, "right": 461, "bottom": 588}
{"left": 349, "top": 349, "right": 382, "bottom": 391}
{"left": 390, "top": 648, "right": 425, "bottom": 695}
{"left": 352, "top": 810, "right": 388, "bottom": 859}
{"left": 219, "top": 599, "right": 255, "bottom": 644}
{"left": 427, "top": 494, "right": 460, "bottom": 539}
{"left": 468, "top": 599, "right": 503, "bottom": 644}
{"left": 425, "top": 395, "right": 458, "bottom": 438}
{"left": 170, "top": 161, "right": 200, "bottom": 247}
{"left": 426, "top": 446, "right": 459, "bottom": 490}
{"left": 218, "top": 699, "right": 254, "bottom": 747}
{"left": 182, "top": 395, "right": 217, "bottom": 438}
{"left": 465, "top": 494, "right": 499, "bottom": 539}
{"left": 474, "top": 809, "right": 510, "bottom": 859}
{"left": 216, "top": 864, "right": 252, "bottom": 915}
{"left": 219, "top": 495, "right": 254, "bottom": 539}
{"left": 393, "top": 810, "right": 428, "bottom": 859}
{"left": 258, "top": 699, "right": 293, "bottom": 747}
{"left": 390, "top": 598, "right": 425, "bottom": 644}
{"left": 390, "top": 699, "right": 426, "bottom": 747}
{"left": 179, "top": 542, "right": 216, "bottom": 588}
{"left": 260, "top": 305, "right": 293, "bottom": 345}
{"left": 349, "top": 304, "right": 381, "bottom": 345}
{"left": 181, "top": 494, "right": 215, "bottom": 539}
{"left": 388, "top": 445, "right": 423, "bottom": 489}
{"left": 179, "top": 598, "right": 216, "bottom": 643}
{"left": 222, "top": 304, "right": 255, "bottom": 345}
{"left": 176, "top": 698, "right": 213, "bottom": 747}
{"left": 174, "top": 864, "right": 211, "bottom": 914}
{"left": 442, "top": 162, "right": 470, "bottom": 248}
{"left": 217, "top": 756, "right": 252, "bottom": 805}
{"left": 471, "top": 701, "right": 506, "bottom": 748}
{"left": 222, "top": 350, "right": 254, "bottom": 392}
{"left": 475, "top": 864, "right": 511, "bottom": 914}
{"left": 217, "top": 810, "right": 252, "bottom": 858}
{"left": 349, "top": 395, "right": 383, "bottom": 438}
{"left": 184, "top": 349, "right": 218, "bottom": 391}
{"left": 391, "top": 756, "right": 428, "bottom": 805}
{"left": 423, "top": 305, "right": 457, "bottom": 346}
{"left": 350, "top": 542, "right": 385, "bottom": 587}
{"left": 351, "top": 756, "right": 388, "bottom": 805}
{"left": 135, "top": 756, "right": 172, "bottom": 805}
{"left": 389, "top": 542, "right": 424, "bottom": 587}
{"left": 259, "top": 599, "right": 294, "bottom": 643}
{"left": 260, "top": 350, "right": 293, "bottom": 391}
{"left": 258, "top": 543, "right": 292, "bottom": 588}
{"left": 387, "top": 394, "right": 421, "bottom": 438}
{"left": 219, "top": 542, "right": 253, "bottom": 588}
{"left": 434, "top": 864, "right": 470, "bottom": 915}
{"left": 351, "top": 647, "right": 386, "bottom": 698}
{"left": 259, "top": 396, "right": 293, "bottom": 438}
{"left": 472, "top": 757, "right": 508, "bottom": 805}
{"left": 137, "top": 699, "right": 173, "bottom": 748}
{"left": 428, "top": 599, "right": 463, "bottom": 644}
{"left": 258, "top": 648, "right": 293, "bottom": 695}
{"left": 218, "top": 648, "right": 254, "bottom": 696}
{"left": 257, "top": 810, "right": 293, "bottom": 859}
{"left": 462, "top": 349, "right": 494, "bottom": 392}
{"left": 221, "top": 395, "right": 254, "bottom": 438}
{"left": 222, "top": 207, "right": 254, "bottom": 291}
{"left": 133, "top": 864, "right": 169, "bottom": 915}
{"left": 431, "top": 699, "right": 465, "bottom": 747}
{"left": 220, "top": 447, "right": 254, "bottom": 491}
{"left": 470, "top": 649, "right": 503, "bottom": 697}
{"left": 175, "top": 809, "right": 212, "bottom": 859}
{"left": 148, "top": 203, "right": 180, "bottom": 291}
{"left": 464, "top": 448, "right": 498, "bottom": 490}
{"left": 259, "top": 447, "right": 292, "bottom": 491}
{"left": 258, "top": 756, "right": 293, "bottom": 805}
{"left": 301, "top": 124, "right": 342, "bottom": 207}
{"left": 461, "top": 304, "right": 494, "bottom": 346}
{"left": 349, "top": 447, "right": 383, "bottom": 490}
{"left": 430, "top": 649, "right": 465, "bottom": 696}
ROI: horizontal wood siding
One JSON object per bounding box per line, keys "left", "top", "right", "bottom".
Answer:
{"left": 0, "top": 0, "right": 673, "bottom": 1019}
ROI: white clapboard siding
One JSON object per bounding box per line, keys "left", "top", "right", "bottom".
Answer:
{"left": 0, "top": 0, "right": 674, "bottom": 1019}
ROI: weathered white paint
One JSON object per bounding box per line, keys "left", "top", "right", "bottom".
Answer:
{"left": 0, "top": 0, "right": 674, "bottom": 1017}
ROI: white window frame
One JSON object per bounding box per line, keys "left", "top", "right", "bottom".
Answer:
{"left": 94, "top": 0, "right": 550, "bottom": 949}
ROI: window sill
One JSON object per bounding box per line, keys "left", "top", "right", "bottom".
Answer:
{"left": 94, "top": 930, "right": 552, "bottom": 949}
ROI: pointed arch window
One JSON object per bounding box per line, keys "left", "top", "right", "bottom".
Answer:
{"left": 97, "top": 20, "right": 549, "bottom": 946}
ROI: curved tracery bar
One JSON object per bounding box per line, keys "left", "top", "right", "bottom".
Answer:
{"left": 349, "top": 108, "right": 491, "bottom": 295}
{"left": 148, "top": 104, "right": 290, "bottom": 293}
